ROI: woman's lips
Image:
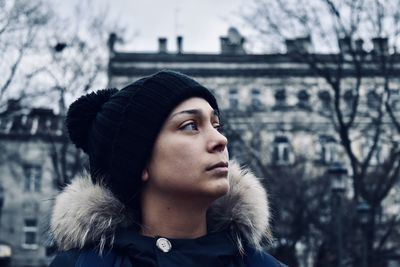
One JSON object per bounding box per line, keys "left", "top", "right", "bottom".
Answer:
{"left": 206, "top": 161, "right": 228, "bottom": 171}
{"left": 208, "top": 167, "right": 228, "bottom": 177}
{"left": 206, "top": 162, "right": 229, "bottom": 176}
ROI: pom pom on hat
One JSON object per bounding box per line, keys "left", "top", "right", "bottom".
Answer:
{"left": 66, "top": 88, "right": 118, "bottom": 153}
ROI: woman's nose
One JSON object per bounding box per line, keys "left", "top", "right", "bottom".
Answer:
{"left": 207, "top": 128, "right": 228, "bottom": 153}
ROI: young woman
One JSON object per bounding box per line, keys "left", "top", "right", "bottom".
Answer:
{"left": 49, "top": 70, "right": 285, "bottom": 267}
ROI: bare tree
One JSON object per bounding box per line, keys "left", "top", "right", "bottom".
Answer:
{"left": 0, "top": 0, "right": 51, "bottom": 107}
{"left": 31, "top": 1, "right": 124, "bottom": 188}
{"left": 238, "top": 1, "right": 400, "bottom": 266}
{"left": 0, "top": 0, "right": 125, "bottom": 189}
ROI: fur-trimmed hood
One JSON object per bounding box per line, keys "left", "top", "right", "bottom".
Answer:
{"left": 50, "top": 160, "right": 271, "bottom": 253}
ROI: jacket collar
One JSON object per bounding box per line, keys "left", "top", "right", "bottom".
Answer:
{"left": 50, "top": 160, "right": 272, "bottom": 252}
{"left": 112, "top": 226, "right": 239, "bottom": 266}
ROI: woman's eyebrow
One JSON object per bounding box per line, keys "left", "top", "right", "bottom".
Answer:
{"left": 170, "top": 109, "right": 219, "bottom": 119}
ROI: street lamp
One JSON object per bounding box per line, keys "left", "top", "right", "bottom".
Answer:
{"left": 327, "top": 162, "right": 347, "bottom": 267}
{"left": 357, "top": 201, "right": 371, "bottom": 267}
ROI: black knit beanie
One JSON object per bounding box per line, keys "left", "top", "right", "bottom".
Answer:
{"left": 66, "top": 70, "right": 219, "bottom": 209}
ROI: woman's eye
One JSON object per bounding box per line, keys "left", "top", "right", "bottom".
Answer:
{"left": 180, "top": 122, "right": 198, "bottom": 131}
{"left": 214, "top": 123, "right": 223, "bottom": 132}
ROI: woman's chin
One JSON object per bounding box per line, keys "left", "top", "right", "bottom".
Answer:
{"left": 206, "top": 179, "right": 230, "bottom": 200}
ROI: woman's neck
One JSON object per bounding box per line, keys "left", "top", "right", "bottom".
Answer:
{"left": 140, "top": 190, "right": 208, "bottom": 239}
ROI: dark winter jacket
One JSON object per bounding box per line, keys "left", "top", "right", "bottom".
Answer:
{"left": 48, "top": 161, "right": 286, "bottom": 267}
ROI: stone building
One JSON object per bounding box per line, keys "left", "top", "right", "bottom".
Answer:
{"left": 0, "top": 100, "right": 67, "bottom": 267}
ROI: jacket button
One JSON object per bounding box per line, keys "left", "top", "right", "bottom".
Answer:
{"left": 156, "top": 237, "right": 172, "bottom": 253}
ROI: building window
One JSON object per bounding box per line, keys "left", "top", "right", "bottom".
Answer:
{"left": 389, "top": 89, "right": 400, "bottom": 109}
{"left": 318, "top": 90, "right": 332, "bottom": 113}
{"left": 343, "top": 89, "right": 354, "bottom": 107}
{"left": 24, "top": 165, "right": 41, "bottom": 192}
{"left": 274, "top": 89, "right": 286, "bottom": 108}
{"left": 297, "top": 90, "right": 310, "bottom": 109}
{"left": 22, "top": 219, "right": 38, "bottom": 249}
{"left": 0, "top": 117, "right": 13, "bottom": 133}
{"left": 367, "top": 90, "right": 380, "bottom": 109}
{"left": 319, "top": 135, "right": 337, "bottom": 164}
{"left": 250, "top": 89, "right": 263, "bottom": 110}
{"left": 229, "top": 89, "right": 239, "bottom": 109}
{"left": 273, "top": 136, "right": 292, "bottom": 165}
{"left": 30, "top": 117, "right": 39, "bottom": 134}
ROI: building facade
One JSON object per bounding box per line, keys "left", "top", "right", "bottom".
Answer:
{"left": 0, "top": 101, "right": 71, "bottom": 267}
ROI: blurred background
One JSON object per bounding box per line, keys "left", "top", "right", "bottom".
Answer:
{"left": 0, "top": 0, "right": 399, "bottom": 266}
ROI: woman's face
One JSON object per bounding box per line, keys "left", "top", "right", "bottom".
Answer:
{"left": 143, "top": 97, "right": 229, "bottom": 201}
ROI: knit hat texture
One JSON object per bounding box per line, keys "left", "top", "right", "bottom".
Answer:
{"left": 66, "top": 70, "right": 219, "bottom": 209}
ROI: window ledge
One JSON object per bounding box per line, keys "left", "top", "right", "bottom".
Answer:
{"left": 22, "top": 244, "right": 38, "bottom": 250}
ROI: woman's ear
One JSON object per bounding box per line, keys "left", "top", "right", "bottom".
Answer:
{"left": 142, "top": 169, "right": 149, "bottom": 182}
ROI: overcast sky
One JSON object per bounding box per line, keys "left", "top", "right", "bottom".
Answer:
{"left": 57, "top": 0, "right": 248, "bottom": 53}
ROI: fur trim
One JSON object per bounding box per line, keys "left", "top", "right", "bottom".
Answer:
{"left": 207, "top": 160, "right": 272, "bottom": 252}
{"left": 50, "top": 178, "right": 133, "bottom": 251}
{"left": 50, "top": 160, "right": 271, "bottom": 251}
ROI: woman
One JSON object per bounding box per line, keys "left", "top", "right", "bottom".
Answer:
{"left": 49, "top": 70, "right": 285, "bottom": 267}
